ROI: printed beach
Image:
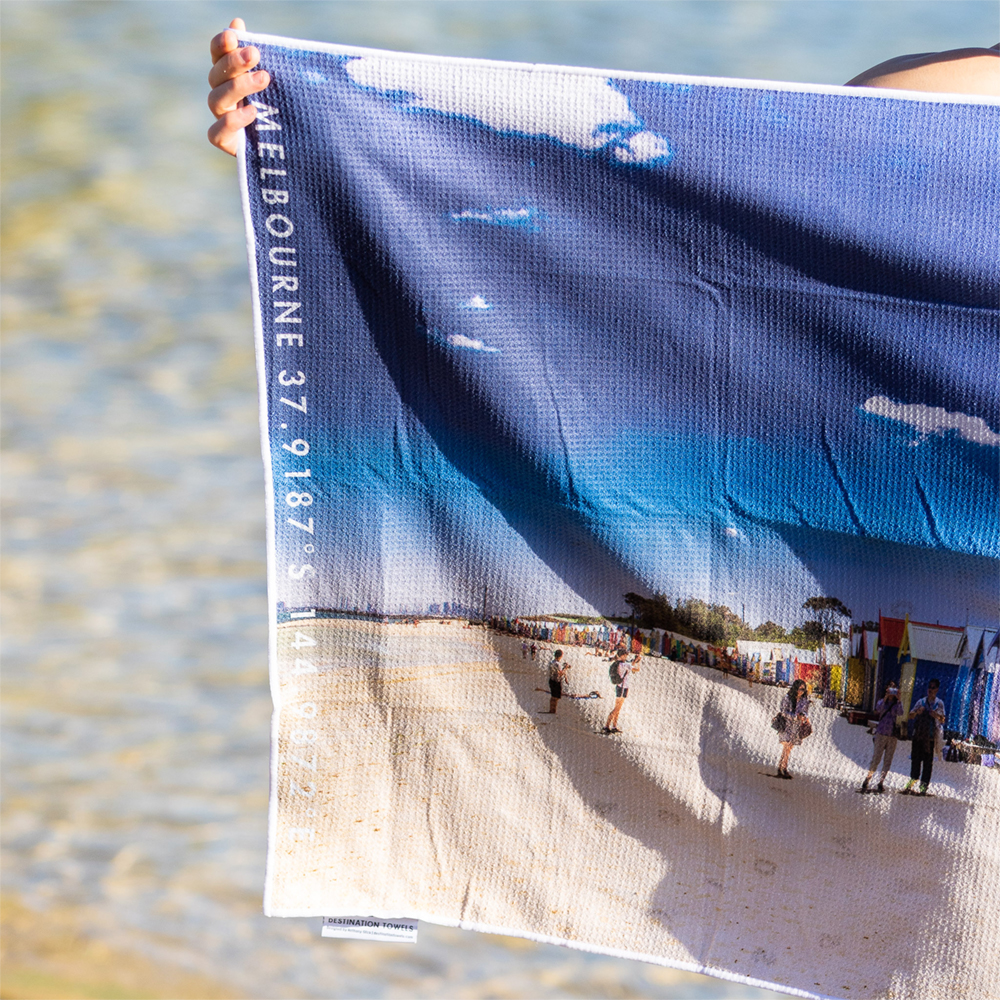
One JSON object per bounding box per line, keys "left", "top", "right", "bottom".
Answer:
{"left": 269, "top": 619, "right": 999, "bottom": 997}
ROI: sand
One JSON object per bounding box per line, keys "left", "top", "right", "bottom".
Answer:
{"left": 266, "top": 620, "right": 1000, "bottom": 1000}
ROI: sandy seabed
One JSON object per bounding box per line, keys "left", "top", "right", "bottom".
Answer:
{"left": 267, "top": 620, "right": 1000, "bottom": 1000}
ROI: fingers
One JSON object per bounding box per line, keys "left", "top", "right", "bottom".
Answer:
{"left": 207, "top": 18, "right": 270, "bottom": 156}
{"left": 209, "top": 17, "right": 246, "bottom": 64}
{"left": 210, "top": 27, "right": 239, "bottom": 67}
{"left": 208, "top": 68, "right": 270, "bottom": 117}
{"left": 208, "top": 103, "right": 258, "bottom": 157}
{"left": 209, "top": 43, "right": 261, "bottom": 88}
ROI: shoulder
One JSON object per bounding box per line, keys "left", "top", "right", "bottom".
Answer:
{"left": 846, "top": 46, "right": 1000, "bottom": 96}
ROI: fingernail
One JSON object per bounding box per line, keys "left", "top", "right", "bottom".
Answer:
{"left": 241, "top": 47, "right": 254, "bottom": 63}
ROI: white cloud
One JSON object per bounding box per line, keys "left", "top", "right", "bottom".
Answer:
{"left": 446, "top": 334, "right": 500, "bottom": 353}
{"left": 613, "top": 131, "right": 672, "bottom": 163}
{"left": 460, "top": 295, "right": 492, "bottom": 310}
{"left": 862, "top": 396, "right": 1000, "bottom": 447}
{"left": 344, "top": 56, "right": 672, "bottom": 163}
{"left": 450, "top": 207, "right": 541, "bottom": 230}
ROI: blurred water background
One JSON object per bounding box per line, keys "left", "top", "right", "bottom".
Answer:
{"left": 2, "top": 2, "right": 996, "bottom": 997}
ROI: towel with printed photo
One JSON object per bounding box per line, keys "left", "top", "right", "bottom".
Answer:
{"left": 236, "top": 32, "right": 1000, "bottom": 1000}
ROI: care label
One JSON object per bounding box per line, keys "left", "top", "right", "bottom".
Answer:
{"left": 321, "top": 916, "right": 419, "bottom": 943}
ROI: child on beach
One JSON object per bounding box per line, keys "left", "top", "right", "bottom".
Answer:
{"left": 207, "top": 20, "right": 998, "bottom": 156}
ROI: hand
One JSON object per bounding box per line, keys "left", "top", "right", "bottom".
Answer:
{"left": 208, "top": 18, "right": 271, "bottom": 155}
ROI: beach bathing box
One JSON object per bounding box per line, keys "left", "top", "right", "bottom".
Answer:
{"left": 235, "top": 32, "right": 1000, "bottom": 1000}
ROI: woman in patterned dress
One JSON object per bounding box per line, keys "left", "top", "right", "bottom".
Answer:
{"left": 776, "top": 679, "right": 810, "bottom": 779}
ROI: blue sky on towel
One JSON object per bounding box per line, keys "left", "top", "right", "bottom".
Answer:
{"left": 249, "top": 43, "right": 999, "bottom": 627}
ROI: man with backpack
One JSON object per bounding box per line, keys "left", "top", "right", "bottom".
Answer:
{"left": 901, "top": 679, "right": 946, "bottom": 796}
{"left": 603, "top": 649, "right": 640, "bottom": 734}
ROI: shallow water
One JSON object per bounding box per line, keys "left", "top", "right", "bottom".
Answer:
{"left": 2, "top": 2, "right": 996, "bottom": 997}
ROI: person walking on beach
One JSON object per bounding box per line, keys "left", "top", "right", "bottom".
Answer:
{"left": 540, "top": 649, "right": 570, "bottom": 714}
{"left": 775, "top": 679, "right": 810, "bottom": 778}
{"left": 604, "top": 650, "right": 639, "bottom": 734}
{"left": 860, "top": 684, "right": 902, "bottom": 793}
{"left": 901, "top": 679, "right": 945, "bottom": 796}
{"left": 521, "top": 640, "right": 529, "bottom": 660}
{"left": 530, "top": 642, "right": 537, "bottom": 661}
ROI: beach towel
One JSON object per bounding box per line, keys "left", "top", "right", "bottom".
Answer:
{"left": 236, "top": 32, "right": 1000, "bottom": 1000}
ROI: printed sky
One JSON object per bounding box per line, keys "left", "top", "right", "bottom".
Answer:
{"left": 247, "top": 42, "right": 999, "bottom": 626}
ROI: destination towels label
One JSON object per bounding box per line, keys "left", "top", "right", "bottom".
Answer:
{"left": 321, "top": 915, "right": 419, "bottom": 943}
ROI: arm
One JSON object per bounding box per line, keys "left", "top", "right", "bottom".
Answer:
{"left": 846, "top": 45, "right": 1000, "bottom": 96}
{"left": 207, "top": 18, "right": 272, "bottom": 155}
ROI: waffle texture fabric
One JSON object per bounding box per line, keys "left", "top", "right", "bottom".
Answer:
{"left": 236, "top": 33, "right": 1000, "bottom": 1000}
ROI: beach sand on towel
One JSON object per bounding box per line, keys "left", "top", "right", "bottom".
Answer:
{"left": 235, "top": 33, "right": 1000, "bottom": 1000}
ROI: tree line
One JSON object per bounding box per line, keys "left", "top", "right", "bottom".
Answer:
{"left": 622, "top": 592, "right": 858, "bottom": 650}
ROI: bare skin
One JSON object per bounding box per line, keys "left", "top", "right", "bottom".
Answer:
{"left": 207, "top": 26, "right": 1000, "bottom": 157}
{"left": 207, "top": 18, "right": 271, "bottom": 155}
{"left": 604, "top": 653, "right": 639, "bottom": 732}
{"left": 846, "top": 45, "right": 999, "bottom": 96}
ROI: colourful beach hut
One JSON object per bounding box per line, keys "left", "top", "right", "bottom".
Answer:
{"left": 877, "top": 616, "right": 908, "bottom": 694}
{"left": 897, "top": 619, "right": 967, "bottom": 732}
{"left": 823, "top": 641, "right": 847, "bottom": 700}
{"left": 966, "top": 629, "right": 1000, "bottom": 740}
{"left": 861, "top": 628, "right": 879, "bottom": 709}
{"left": 648, "top": 628, "right": 664, "bottom": 657}
{"left": 984, "top": 645, "right": 1000, "bottom": 744}
{"left": 845, "top": 632, "right": 864, "bottom": 706}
